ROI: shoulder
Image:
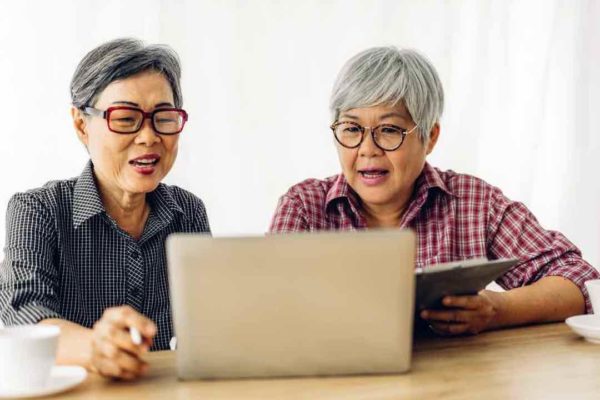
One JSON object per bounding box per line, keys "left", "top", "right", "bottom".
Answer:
{"left": 430, "top": 166, "right": 519, "bottom": 224}
{"left": 8, "top": 177, "right": 77, "bottom": 217}
{"left": 270, "top": 175, "right": 341, "bottom": 233}
{"left": 5, "top": 177, "right": 78, "bottom": 239}
{"left": 434, "top": 167, "right": 504, "bottom": 202}
{"left": 156, "top": 183, "right": 210, "bottom": 230}
{"left": 279, "top": 176, "right": 338, "bottom": 208}
{"left": 160, "top": 184, "right": 206, "bottom": 209}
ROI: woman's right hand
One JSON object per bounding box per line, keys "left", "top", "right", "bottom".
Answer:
{"left": 90, "top": 305, "right": 157, "bottom": 380}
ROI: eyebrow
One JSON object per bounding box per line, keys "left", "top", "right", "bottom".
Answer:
{"left": 339, "top": 113, "right": 359, "bottom": 120}
{"left": 379, "top": 112, "right": 409, "bottom": 120}
{"left": 111, "top": 101, "right": 175, "bottom": 108}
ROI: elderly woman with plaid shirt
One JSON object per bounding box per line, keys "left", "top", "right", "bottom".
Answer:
{"left": 0, "top": 38, "right": 210, "bottom": 380}
{"left": 270, "top": 47, "right": 599, "bottom": 335}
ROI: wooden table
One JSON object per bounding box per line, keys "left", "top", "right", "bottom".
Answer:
{"left": 59, "top": 323, "right": 600, "bottom": 399}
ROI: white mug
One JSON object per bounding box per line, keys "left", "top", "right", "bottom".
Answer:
{"left": 584, "top": 279, "right": 600, "bottom": 314}
{"left": 0, "top": 325, "right": 60, "bottom": 391}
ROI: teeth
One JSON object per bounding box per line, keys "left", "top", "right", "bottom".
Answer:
{"left": 133, "top": 159, "right": 157, "bottom": 165}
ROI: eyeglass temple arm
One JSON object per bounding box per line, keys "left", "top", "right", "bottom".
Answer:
{"left": 81, "top": 106, "right": 105, "bottom": 118}
{"left": 406, "top": 124, "right": 420, "bottom": 135}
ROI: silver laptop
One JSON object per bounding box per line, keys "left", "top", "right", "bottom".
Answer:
{"left": 167, "top": 230, "right": 416, "bottom": 379}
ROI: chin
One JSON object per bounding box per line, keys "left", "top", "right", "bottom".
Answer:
{"left": 355, "top": 191, "right": 396, "bottom": 207}
{"left": 126, "top": 180, "right": 161, "bottom": 194}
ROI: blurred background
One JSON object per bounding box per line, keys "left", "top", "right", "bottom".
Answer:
{"left": 0, "top": 0, "right": 598, "bottom": 267}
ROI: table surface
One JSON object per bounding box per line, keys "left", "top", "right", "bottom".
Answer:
{"left": 57, "top": 322, "right": 600, "bottom": 400}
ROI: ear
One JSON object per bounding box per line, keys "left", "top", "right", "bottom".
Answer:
{"left": 71, "top": 107, "right": 89, "bottom": 147}
{"left": 425, "top": 123, "right": 440, "bottom": 155}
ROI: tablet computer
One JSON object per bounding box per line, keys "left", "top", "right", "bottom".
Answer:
{"left": 415, "top": 258, "right": 519, "bottom": 310}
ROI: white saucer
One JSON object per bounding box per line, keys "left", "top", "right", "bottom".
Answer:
{"left": 0, "top": 366, "right": 87, "bottom": 399}
{"left": 565, "top": 314, "right": 600, "bottom": 343}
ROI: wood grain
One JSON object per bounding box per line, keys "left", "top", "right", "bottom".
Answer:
{"left": 59, "top": 323, "right": 600, "bottom": 400}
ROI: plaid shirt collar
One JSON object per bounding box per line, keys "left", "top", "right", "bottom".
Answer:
{"left": 325, "top": 162, "right": 455, "bottom": 214}
{"left": 72, "top": 161, "right": 184, "bottom": 230}
{"left": 415, "top": 162, "right": 455, "bottom": 198}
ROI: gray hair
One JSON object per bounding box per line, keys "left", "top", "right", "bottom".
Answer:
{"left": 330, "top": 47, "right": 444, "bottom": 142}
{"left": 70, "top": 38, "right": 183, "bottom": 109}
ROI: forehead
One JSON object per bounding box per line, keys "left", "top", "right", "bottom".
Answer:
{"left": 339, "top": 102, "right": 411, "bottom": 121}
{"left": 95, "top": 71, "right": 174, "bottom": 106}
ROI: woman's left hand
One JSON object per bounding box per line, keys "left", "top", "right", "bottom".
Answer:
{"left": 420, "top": 290, "right": 503, "bottom": 335}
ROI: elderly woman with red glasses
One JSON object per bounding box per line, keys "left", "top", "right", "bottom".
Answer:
{"left": 270, "top": 47, "right": 599, "bottom": 335}
{"left": 0, "top": 38, "right": 210, "bottom": 380}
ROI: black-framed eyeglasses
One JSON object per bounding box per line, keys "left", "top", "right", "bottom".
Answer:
{"left": 82, "top": 106, "right": 188, "bottom": 135}
{"left": 330, "top": 121, "right": 419, "bottom": 151}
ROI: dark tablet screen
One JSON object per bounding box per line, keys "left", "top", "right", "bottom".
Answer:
{"left": 415, "top": 258, "right": 519, "bottom": 310}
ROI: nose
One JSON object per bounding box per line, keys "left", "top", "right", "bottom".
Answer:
{"left": 134, "top": 118, "right": 161, "bottom": 146}
{"left": 358, "top": 127, "right": 383, "bottom": 157}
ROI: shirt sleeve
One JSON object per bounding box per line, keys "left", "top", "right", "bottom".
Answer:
{"left": 269, "top": 194, "right": 310, "bottom": 233}
{"left": 487, "top": 188, "right": 600, "bottom": 313}
{"left": 0, "top": 193, "right": 63, "bottom": 325}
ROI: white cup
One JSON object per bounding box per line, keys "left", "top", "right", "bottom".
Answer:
{"left": 0, "top": 325, "right": 60, "bottom": 391}
{"left": 585, "top": 279, "right": 600, "bottom": 314}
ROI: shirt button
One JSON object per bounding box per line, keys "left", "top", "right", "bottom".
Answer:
{"left": 131, "top": 287, "right": 141, "bottom": 297}
{"left": 131, "top": 251, "right": 140, "bottom": 260}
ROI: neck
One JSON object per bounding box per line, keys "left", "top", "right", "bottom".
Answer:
{"left": 361, "top": 190, "right": 413, "bottom": 229}
{"left": 96, "top": 174, "right": 149, "bottom": 239}
{"left": 362, "top": 203, "right": 406, "bottom": 228}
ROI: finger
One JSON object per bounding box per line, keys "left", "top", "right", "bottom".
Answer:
{"left": 442, "top": 295, "right": 483, "bottom": 310}
{"left": 113, "top": 349, "right": 148, "bottom": 375}
{"left": 140, "top": 332, "right": 154, "bottom": 350}
{"left": 97, "top": 339, "right": 119, "bottom": 360}
{"left": 430, "top": 322, "right": 469, "bottom": 336}
{"left": 421, "top": 309, "right": 473, "bottom": 323}
{"left": 97, "top": 355, "right": 146, "bottom": 380}
{"left": 96, "top": 355, "right": 123, "bottom": 378}
{"left": 103, "top": 306, "right": 158, "bottom": 339}
{"left": 97, "top": 341, "right": 147, "bottom": 375}
{"left": 117, "top": 371, "right": 138, "bottom": 381}
{"left": 95, "top": 321, "right": 146, "bottom": 356}
{"left": 103, "top": 306, "right": 157, "bottom": 336}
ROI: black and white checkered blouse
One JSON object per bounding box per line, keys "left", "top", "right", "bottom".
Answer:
{"left": 0, "top": 161, "right": 211, "bottom": 350}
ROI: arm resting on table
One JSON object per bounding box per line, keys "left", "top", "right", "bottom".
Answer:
{"left": 489, "top": 275, "right": 584, "bottom": 329}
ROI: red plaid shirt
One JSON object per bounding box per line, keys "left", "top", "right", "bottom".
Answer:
{"left": 269, "top": 162, "right": 599, "bottom": 313}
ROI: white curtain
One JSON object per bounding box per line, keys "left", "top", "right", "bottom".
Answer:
{"left": 0, "top": 0, "right": 598, "bottom": 267}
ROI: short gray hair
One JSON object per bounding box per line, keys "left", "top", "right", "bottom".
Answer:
{"left": 330, "top": 47, "right": 444, "bottom": 142}
{"left": 70, "top": 38, "right": 183, "bottom": 109}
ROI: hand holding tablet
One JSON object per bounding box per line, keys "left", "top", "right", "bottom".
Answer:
{"left": 415, "top": 258, "right": 519, "bottom": 311}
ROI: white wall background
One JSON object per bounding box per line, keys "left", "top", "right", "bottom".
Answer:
{"left": 0, "top": 0, "right": 599, "bottom": 267}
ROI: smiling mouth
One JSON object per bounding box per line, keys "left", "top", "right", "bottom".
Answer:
{"left": 129, "top": 157, "right": 160, "bottom": 167}
{"left": 359, "top": 169, "right": 389, "bottom": 178}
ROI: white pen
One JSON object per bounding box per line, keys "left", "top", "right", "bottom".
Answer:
{"left": 130, "top": 327, "right": 142, "bottom": 346}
